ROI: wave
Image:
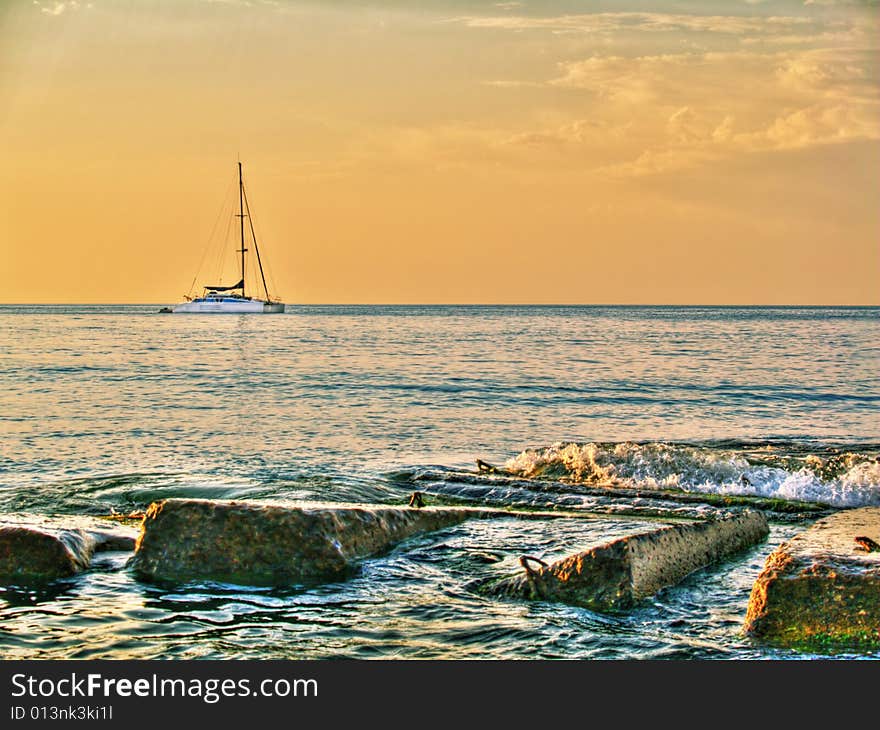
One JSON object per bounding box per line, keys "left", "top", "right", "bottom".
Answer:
{"left": 0, "top": 469, "right": 399, "bottom": 517}
{"left": 502, "top": 441, "right": 880, "bottom": 508}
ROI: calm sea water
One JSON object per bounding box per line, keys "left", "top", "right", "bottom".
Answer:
{"left": 1, "top": 305, "right": 878, "bottom": 659}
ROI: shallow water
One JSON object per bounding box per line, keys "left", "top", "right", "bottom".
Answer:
{"left": 1, "top": 305, "right": 878, "bottom": 659}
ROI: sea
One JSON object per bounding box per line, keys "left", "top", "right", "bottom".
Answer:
{"left": 1, "top": 304, "right": 878, "bottom": 660}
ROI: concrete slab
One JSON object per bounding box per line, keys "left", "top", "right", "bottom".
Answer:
{"left": 130, "top": 498, "right": 485, "bottom": 585}
{"left": 744, "top": 507, "right": 880, "bottom": 649}
{"left": 483, "top": 509, "right": 769, "bottom": 611}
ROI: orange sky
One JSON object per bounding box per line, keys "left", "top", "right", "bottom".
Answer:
{"left": 1, "top": 0, "right": 878, "bottom": 304}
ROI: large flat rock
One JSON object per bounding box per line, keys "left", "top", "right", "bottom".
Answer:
{"left": 744, "top": 507, "right": 880, "bottom": 649}
{"left": 130, "top": 499, "right": 483, "bottom": 585}
{"left": 484, "top": 509, "right": 769, "bottom": 611}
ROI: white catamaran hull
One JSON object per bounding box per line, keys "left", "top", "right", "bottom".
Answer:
{"left": 173, "top": 300, "right": 285, "bottom": 314}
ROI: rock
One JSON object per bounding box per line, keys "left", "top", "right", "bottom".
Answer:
{"left": 744, "top": 507, "right": 880, "bottom": 649}
{"left": 482, "top": 509, "right": 769, "bottom": 611}
{"left": 0, "top": 526, "right": 96, "bottom": 582}
{"left": 130, "top": 498, "right": 482, "bottom": 585}
{"left": 0, "top": 516, "right": 140, "bottom": 585}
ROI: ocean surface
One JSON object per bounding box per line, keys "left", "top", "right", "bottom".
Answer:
{"left": 1, "top": 304, "right": 878, "bottom": 659}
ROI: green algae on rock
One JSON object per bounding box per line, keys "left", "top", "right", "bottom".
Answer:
{"left": 744, "top": 507, "right": 880, "bottom": 650}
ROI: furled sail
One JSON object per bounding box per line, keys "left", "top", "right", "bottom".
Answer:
{"left": 206, "top": 279, "right": 244, "bottom": 292}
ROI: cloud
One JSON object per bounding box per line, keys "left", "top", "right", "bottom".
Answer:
{"left": 549, "top": 54, "right": 704, "bottom": 104}
{"left": 489, "top": 44, "right": 880, "bottom": 177}
{"left": 403, "top": 40, "right": 879, "bottom": 180}
{"left": 33, "top": 1, "right": 86, "bottom": 15}
{"left": 775, "top": 48, "right": 877, "bottom": 100}
{"left": 197, "top": 0, "right": 284, "bottom": 7}
{"left": 804, "top": 1, "right": 879, "bottom": 6}
{"left": 548, "top": 46, "right": 877, "bottom": 103}
{"left": 452, "top": 12, "right": 820, "bottom": 37}
{"left": 598, "top": 98, "right": 880, "bottom": 178}
{"left": 545, "top": 51, "right": 803, "bottom": 112}
{"left": 754, "top": 103, "right": 880, "bottom": 149}
{"left": 499, "top": 118, "right": 633, "bottom": 148}
{"left": 666, "top": 107, "right": 710, "bottom": 143}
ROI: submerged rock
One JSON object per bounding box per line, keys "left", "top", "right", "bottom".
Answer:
{"left": 744, "top": 507, "right": 880, "bottom": 649}
{"left": 0, "top": 526, "right": 95, "bottom": 582}
{"left": 482, "top": 509, "right": 769, "bottom": 611}
{"left": 130, "top": 498, "right": 481, "bottom": 586}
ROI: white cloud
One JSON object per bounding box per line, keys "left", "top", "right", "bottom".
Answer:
{"left": 754, "top": 103, "right": 880, "bottom": 149}
{"left": 597, "top": 99, "right": 880, "bottom": 178}
{"left": 549, "top": 54, "right": 702, "bottom": 104}
{"left": 483, "top": 79, "right": 543, "bottom": 88}
{"left": 495, "top": 46, "right": 880, "bottom": 176}
{"left": 803, "top": 1, "right": 878, "bottom": 6}
{"left": 452, "top": 12, "right": 820, "bottom": 36}
{"left": 498, "top": 118, "right": 632, "bottom": 148}
{"left": 667, "top": 107, "right": 710, "bottom": 143}
{"left": 34, "top": 1, "right": 82, "bottom": 16}
{"left": 775, "top": 48, "right": 877, "bottom": 100}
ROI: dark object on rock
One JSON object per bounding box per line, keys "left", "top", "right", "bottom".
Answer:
{"left": 131, "top": 498, "right": 481, "bottom": 586}
{"left": 0, "top": 526, "right": 95, "bottom": 582}
{"left": 854, "top": 535, "right": 880, "bottom": 553}
{"left": 520, "top": 555, "right": 549, "bottom": 572}
{"left": 744, "top": 507, "right": 880, "bottom": 649}
{"left": 158, "top": 307, "right": 173, "bottom": 313}
{"left": 476, "top": 459, "right": 505, "bottom": 474}
{"left": 483, "top": 510, "right": 768, "bottom": 612}
{"left": 408, "top": 491, "right": 426, "bottom": 509}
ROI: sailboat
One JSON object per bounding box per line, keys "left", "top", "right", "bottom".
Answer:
{"left": 173, "top": 162, "right": 285, "bottom": 314}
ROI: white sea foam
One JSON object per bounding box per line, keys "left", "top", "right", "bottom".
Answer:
{"left": 504, "top": 442, "right": 880, "bottom": 508}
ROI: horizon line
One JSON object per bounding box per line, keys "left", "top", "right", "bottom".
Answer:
{"left": 2, "top": 302, "right": 879, "bottom": 308}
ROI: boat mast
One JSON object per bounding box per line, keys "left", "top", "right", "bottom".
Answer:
{"left": 242, "top": 184, "right": 272, "bottom": 302}
{"left": 237, "top": 161, "right": 247, "bottom": 298}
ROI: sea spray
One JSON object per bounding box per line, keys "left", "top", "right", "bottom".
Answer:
{"left": 503, "top": 442, "right": 880, "bottom": 508}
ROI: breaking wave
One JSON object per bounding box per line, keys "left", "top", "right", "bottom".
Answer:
{"left": 503, "top": 441, "right": 880, "bottom": 508}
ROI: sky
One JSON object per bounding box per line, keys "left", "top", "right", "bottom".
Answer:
{"left": 0, "top": 0, "right": 878, "bottom": 304}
